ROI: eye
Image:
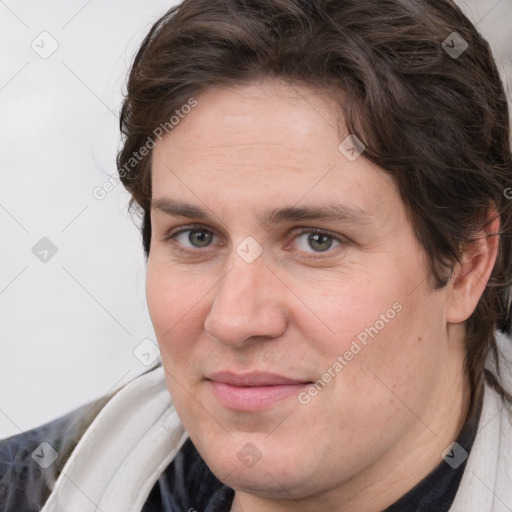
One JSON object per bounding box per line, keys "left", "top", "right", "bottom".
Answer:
{"left": 293, "top": 228, "right": 343, "bottom": 254}
{"left": 165, "top": 225, "right": 218, "bottom": 250}
{"left": 163, "top": 225, "right": 347, "bottom": 257}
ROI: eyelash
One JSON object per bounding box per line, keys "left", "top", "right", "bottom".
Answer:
{"left": 162, "top": 224, "right": 348, "bottom": 258}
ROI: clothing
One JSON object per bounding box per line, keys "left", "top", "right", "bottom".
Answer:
{"left": 1, "top": 331, "right": 511, "bottom": 512}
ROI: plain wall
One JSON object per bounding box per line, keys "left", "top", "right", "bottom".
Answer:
{"left": 0, "top": 0, "right": 178, "bottom": 438}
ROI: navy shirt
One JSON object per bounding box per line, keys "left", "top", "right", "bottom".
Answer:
{"left": 141, "top": 374, "right": 484, "bottom": 512}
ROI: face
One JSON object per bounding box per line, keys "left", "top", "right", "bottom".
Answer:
{"left": 146, "top": 80, "right": 455, "bottom": 504}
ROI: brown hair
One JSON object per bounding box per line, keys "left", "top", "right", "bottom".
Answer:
{"left": 117, "top": 0, "right": 512, "bottom": 401}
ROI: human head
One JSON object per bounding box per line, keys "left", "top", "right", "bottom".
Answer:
{"left": 118, "top": 0, "right": 512, "bottom": 392}
{"left": 117, "top": 0, "right": 512, "bottom": 507}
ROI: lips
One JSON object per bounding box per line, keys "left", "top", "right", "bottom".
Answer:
{"left": 208, "top": 371, "right": 310, "bottom": 387}
{"left": 207, "top": 371, "right": 312, "bottom": 411}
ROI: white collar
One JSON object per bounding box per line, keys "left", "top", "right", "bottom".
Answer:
{"left": 41, "top": 364, "right": 188, "bottom": 512}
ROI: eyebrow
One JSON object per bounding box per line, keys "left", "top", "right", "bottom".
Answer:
{"left": 150, "top": 198, "right": 371, "bottom": 226}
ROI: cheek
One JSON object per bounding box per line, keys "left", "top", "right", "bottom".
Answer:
{"left": 146, "top": 264, "right": 206, "bottom": 360}
{"left": 146, "top": 267, "right": 209, "bottom": 421}
{"left": 295, "top": 262, "right": 444, "bottom": 397}
{"left": 288, "top": 270, "right": 400, "bottom": 360}
{"left": 321, "top": 280, "right": 446, "bottom": 421}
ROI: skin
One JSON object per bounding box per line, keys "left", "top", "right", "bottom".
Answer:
{"left": 146, "top": 79, "right": 499, "bottom": 511}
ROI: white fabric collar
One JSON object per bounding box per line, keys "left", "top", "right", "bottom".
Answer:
{"left": 41, "top": 364, "right": 188, "bottom": 512}
{"left": 450, "top": 330, "right": 512, "bottom": 511}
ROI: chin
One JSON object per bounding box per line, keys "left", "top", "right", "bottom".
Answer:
{"left": 196, "top": 433, "right": 328, "bottom": 499}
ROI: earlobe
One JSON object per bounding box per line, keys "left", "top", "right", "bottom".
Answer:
{"left": 446, "top": 212, "right": 500, "bottom": 324}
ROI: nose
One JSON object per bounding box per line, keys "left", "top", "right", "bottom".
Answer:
{"left": 203, "top": 252, "right": 288, "bottom": 348}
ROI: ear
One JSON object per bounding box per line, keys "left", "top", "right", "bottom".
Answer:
{"left": 446, "top": 210, "right": 500, "bottom": 324}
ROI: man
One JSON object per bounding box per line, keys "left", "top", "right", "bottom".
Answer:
{"left": 2, "top": 1, "right": 512, "bottom": 511}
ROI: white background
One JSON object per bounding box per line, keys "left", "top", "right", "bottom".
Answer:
{"left": 1, "top": 0, "right": 511, "bottom": 439}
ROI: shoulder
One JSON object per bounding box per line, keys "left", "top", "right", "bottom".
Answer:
{"left": 40, "top": 363, "right": 185, "bottom": 512}
{"left": 0, "top": 393, "right": 115, "bottom": 512}
{"left": 0, "top": 365, "right": 161, "bottom": 512}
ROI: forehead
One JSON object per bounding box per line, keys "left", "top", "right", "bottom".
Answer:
{"left": 151, "top": 80, "right": 400, "bottom": 223}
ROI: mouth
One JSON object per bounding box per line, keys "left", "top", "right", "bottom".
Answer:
{"left": 206, "top": 371, "right": 313, "bottom": 411}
